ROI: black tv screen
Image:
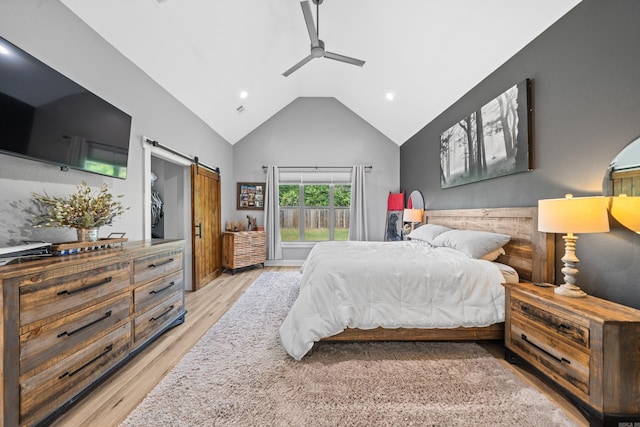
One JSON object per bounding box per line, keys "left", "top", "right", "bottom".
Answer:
{"left": 0, "top": 36, "right": 131, "bottom": 179}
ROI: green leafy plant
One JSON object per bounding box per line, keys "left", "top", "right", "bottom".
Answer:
{"left": 32, "top": 181, "right": 127, "bottom": 229}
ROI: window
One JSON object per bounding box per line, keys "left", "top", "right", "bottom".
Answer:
{"left": 279, "top": 183, "right": 351, "bottom": 242}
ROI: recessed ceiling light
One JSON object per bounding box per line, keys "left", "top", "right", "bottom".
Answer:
{"left": 240, "top": 91, "right": 248, "bottom": 99}
{"left": 386, "top": 92, "right": 394, "bottom": 101}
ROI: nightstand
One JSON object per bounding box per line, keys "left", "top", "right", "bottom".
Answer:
{"left": 504, "top": 282, "right": 640, "bottom": 426}
{"left": 222, "top": 231, "right": 266, "bottom": 274}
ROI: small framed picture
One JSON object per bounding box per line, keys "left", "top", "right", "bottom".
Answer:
{"left": 237, "top": 182, "right": 265, "bottom": 210}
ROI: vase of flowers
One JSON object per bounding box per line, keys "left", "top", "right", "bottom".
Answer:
{"left": 76, "top": 227, "right": 100, "bottom": 242}
{"left": 32, "top": 181, "right": 127, "bottom": 242}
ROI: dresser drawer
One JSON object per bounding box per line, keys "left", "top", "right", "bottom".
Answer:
{"left": 133, "top": 249, "right": 183, "bottom": 284}
{"left": 20, "top": 294, "right": 131, "bottom": 377}
{"left": 509, "top": 311, "right": 590, "bottom": 396}
{"left": 134, "top": 292, "right": 184, "bottom": 345}
{"left": 18, "top": 261, "right": 131, "bottom": 327}
{"left": 20, "top": 323, "right": 131, "bottom": 426}
{"left": 134, "top": 270, "right": 183, "bottom": 315}
{"left": 510, "top": 297, "right": 589, "bottom": 349}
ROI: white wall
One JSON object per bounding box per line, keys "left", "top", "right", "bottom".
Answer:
{"left": 232, "top": 97, "right": 400, "bottom": 260}
{"left": 0, "top": 4, "right": 399, "bottom": 264}
{"left": 0, "top": 0, "right": 233, "bottom": 247}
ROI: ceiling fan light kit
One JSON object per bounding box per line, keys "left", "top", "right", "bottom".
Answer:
{"left": 283, "top": 0, "right": 366, "bottom": 77}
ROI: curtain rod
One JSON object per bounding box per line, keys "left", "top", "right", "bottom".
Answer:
{"left": 144, "top": 137, "right": 220, "bottom": 174}
{"left": 261, "top": 165, "right": 372, "bottom": 172}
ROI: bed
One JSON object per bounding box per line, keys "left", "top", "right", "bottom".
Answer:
{"left": 279, "top": 207, "right": 555, "bottom": 360}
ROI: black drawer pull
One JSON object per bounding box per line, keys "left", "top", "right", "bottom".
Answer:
{"left": 150, "top": 305, "right": 175, "bottom": 322}
{"left": 520, "top": 304, "right": 574, "bottom": 333}
{"left": 521, "top": 334, "right": 571, "bottom": 365}
{"left": 58, "top": 277, "right": 113, "bottom": 296}
{"left": 58, "top": 310, "right": 113, "bottom": 338}
{"left": 58, "top": 344, "right": 113, "bottom": 379}
{"left": 150, "top": 282, "right": 175, "bottom": 295}
{"left": 148, "top": 258, "right": 174, "bottom": 268}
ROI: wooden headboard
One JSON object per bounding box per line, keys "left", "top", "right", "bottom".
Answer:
{"left": 424, "top": 207, "right": 555, "bottom": 283}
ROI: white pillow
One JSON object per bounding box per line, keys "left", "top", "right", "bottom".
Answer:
{"left": 431, "top": 229, "right": 511, "bottom": 259}
{"left": 407, "top": 224, "right": 452, "bottom": 244}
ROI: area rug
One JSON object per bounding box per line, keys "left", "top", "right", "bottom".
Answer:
{"left": 122, "top": 272, "right": 577, "bottom": 427}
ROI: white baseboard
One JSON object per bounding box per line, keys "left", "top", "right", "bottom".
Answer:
{"left": 265, "top": 259, "right": 304, "bottom": 267}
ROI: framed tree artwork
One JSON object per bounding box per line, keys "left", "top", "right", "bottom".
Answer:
{"left": 440, "top": 79, "right": 532, "bottom": 189}
{"left": 237, "top": 182, "right": 264, "bottom": 210}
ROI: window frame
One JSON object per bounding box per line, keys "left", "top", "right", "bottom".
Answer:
{"left": 279, "top": 182, "right": 350, "bottom": 244}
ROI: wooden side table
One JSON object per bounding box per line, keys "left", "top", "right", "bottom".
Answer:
{"left": 222, "top": 231, "right": 266, "bottom": 274}
{"left": 504, "top": 282, "right": 640, "bottom": 426}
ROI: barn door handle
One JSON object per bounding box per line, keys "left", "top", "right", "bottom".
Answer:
{"left": 195, "top": 222, "right": 202, "bottom": 238}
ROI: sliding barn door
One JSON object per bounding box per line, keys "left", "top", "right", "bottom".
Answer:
{"left": 191, "top": 164, "right": 222, "bottom": 290}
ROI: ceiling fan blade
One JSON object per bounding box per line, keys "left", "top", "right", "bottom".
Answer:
{"left": 300, "top": 1, "right": 319, "bottom": 46}
{"left": 324, "top": 51, "right": 366, "bottom": 67}
{"left": 282, "top": 55, "right": 314, "bottom": 77}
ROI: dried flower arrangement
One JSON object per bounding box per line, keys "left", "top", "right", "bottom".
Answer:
{"left": 32, "top": 181, "right": 127, "bottom": 229}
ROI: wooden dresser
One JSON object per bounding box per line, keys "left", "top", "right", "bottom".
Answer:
{"left": 504, "top": 282, "right": 640, "bottom": 426}
{"left": 222, "top": 231, "right": 266, "bottom": 274}
{"left": 0, "top": 239, "right": 185, "bottom": 427}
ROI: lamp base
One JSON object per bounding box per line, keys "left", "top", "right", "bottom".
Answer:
{"left": 554, "top": 283, "right": 587, "bottom": 298}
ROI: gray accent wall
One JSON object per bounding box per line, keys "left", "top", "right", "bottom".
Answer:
{"left": 0, "top": 0, "right": 233, "bottom": 246}
{"left": 400, "top": 0, "right": 640, "bottom": 308}
{"left": 233, "top": 97, "right": 399, "bottom": 260}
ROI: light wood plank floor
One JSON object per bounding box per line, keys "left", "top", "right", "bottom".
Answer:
{"left": 53, "top": 266, "right": 588, "bottom": 427}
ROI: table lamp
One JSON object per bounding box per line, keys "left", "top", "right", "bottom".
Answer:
{"left": 403, "top": 208, "right": 423, "bottom": 232}
{"left": 538, "top": 194, "right": 609, "bottom": 297}
{"left": 608, "top": 195, "right": 640, "bottom": 233}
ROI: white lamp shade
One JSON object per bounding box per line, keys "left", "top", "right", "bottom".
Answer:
{"left": 609, "top": 196, "right": 640, "bottom": 233}
{"left": 403, "top": 208, "right": 423, "bottom": 223}
{"left": 538, "top": 195, "right": 610, "bottom": 234}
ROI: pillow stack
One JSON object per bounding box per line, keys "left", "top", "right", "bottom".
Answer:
{"left": 408, "top": 224, "right": 510, "bottom": 261}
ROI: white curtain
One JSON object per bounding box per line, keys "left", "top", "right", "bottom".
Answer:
{"left": 348, "top": 165, "right": 368, "bottom": 241}
{"left": 264, "top": 166, "right": 283, "bottom": 260}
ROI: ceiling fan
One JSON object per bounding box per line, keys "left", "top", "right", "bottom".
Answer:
{"left": 282, "top": 0, "right": 366, "bottom": 77}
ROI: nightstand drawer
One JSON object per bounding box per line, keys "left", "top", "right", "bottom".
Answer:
{"left": 509, "top": 312, "right": 590, "bottom": 396}
{"left": 510, "top": 297, "right": 589, "bottom": 349}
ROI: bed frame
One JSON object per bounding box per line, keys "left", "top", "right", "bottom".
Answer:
{"left": 322, "top": 206, "right": 555, "bottom": 342}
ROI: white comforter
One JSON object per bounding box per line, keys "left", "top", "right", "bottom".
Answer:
{"left": 279, "top": 240, "right": 506, "bottom": 360}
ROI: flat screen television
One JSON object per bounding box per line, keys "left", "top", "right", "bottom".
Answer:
{"left": 0, "top": 35, "right": 131, "bottom": 179}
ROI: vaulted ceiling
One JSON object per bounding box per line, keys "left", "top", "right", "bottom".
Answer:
{"left": 60, "top": 0, "right": 581, "bottom": 146}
